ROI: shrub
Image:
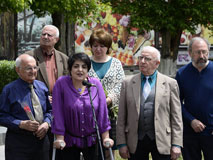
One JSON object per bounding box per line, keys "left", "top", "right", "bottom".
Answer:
{"left": 0, "top": 60, "right": 18, "bottom": 93}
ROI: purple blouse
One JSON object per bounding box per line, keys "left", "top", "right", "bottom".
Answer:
{"left": 52, "top": 76, "right": 111, "bottom": 148}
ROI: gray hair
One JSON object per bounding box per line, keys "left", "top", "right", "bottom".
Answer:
{"left": 188, "top": 37, "right": 210, "bottom": 53}
{"left": 42, "top": 25, "right": 60, "bottom": 38}
{"left": 15, "top": 57, "right": 22, "bottom": 67}
{"left": 140, "top": 46, "right": 161, "bottom": 61}
{"left": 15, "top": 54, "right": 35, "bottom": 67}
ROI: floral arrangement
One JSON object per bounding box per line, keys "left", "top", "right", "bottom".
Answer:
{"left": 103, "top": 86, "right": 118, "bottom": 120}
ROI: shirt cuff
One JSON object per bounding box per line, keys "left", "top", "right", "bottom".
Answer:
{"left": 172, "top": 144, "right": 181, "bottom": 148}
{"left": 117, "top": 144, "right": 127, "bottom": 149}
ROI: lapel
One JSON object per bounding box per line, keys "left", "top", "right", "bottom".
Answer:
{"left": 155, "top": 72, "right": 166, "bottom": 112}
{"left": 132, "top": 73, "right": 141, "bottom": 116}
{"left": 55, "top": 50, "right": 63, "bottom": 78}
{"left": 35, "top": 47, "right": 49, "bottom": 87}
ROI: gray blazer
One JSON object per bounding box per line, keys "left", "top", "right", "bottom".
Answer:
{"left": 25, "top": 46, "right": 69, "bottom": 91}
{"left": 116, "top": 72, "right": 183, "bottom": 154}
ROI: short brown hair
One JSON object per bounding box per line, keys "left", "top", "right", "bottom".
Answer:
{"left": 89, "top": 28, "right": 112, "bottom": 54}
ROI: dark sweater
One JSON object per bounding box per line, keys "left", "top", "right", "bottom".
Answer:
{"left": 176, "top": 61, "right": 213, "bottom": 136}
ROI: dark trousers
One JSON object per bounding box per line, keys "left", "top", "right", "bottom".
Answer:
{"left": 47, "top": 128, "right": 54, "bottom": 160}
{"left": 182, "top": 134, "right": 213, "bottom": 160}
{"left": 5, "top": 130, "right": 49, "bottom": 160}
{"left": 55, "top": 145, "right": 97, "bottom": 160}
{"left": 129, "top": 135, "right": 170, "bottom": 160}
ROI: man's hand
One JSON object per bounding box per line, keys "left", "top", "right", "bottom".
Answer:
{"left": 171, "top": 146, "right": 181, "bottom": 160}
{"left": 19, "top": 120, "right": 39, "bottom": 132}
{"left": 35, "top": 122, "right": 49, "bottom": 139}
{"left": 119, "top": 146, "right": 130, "bottom": 159}
{"left": 48, "top": 95, "right": 52, "bottom": 104}
{"left": 191, "top": 119, "right": 206, "bottom": 133}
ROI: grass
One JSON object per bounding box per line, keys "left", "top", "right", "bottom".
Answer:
{"left": 114, "top": 150, "right": 183, "bottom": 160}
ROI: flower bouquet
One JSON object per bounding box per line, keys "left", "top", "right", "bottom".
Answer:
{"left": 103, "top": 87, "right": 118, "bottom": 120}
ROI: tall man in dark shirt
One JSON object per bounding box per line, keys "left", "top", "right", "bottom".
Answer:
{"left": 176, "top": 37, "right": 213, "bottom": 160}
{"left": 0, "top": 54, "right": 52, "bottom": 160}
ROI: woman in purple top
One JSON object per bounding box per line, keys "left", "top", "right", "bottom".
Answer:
{"left": 52, "top": 53, "right": 113, "bottom": 160}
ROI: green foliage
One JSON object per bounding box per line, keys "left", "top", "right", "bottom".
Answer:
{"left": 103, "top": 86, "right": 118, "bottom": 119}
{"left": 0, "top": 60, "right": 18, "bottom": 93}
{"left": 0, "top": 0, "right": 105, "bottom": 24}
{"left": 102, "top": 0, "right": 213, "bottom": 34}
{"left": 0, "top": 0, "right": 30, "bottom": 13}
{"left": 29, "top": 0, "right": 102, "bottom": 23}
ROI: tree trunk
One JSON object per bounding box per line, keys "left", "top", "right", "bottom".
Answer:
{"left": 161, "top": 29, "right": 171, "bottom": 58}
{"left": 158, "top": 58, "right": 177, "bottom": 77}
{"left": 28, "top": 16, "right": 36, "bottom": 42}
{"left": 0, "top": 12, "right": 16, "bottom": 60}
{"left": 52, "top": 13, "right": 75, "bottom": 57}
{"left": 161, "top": 29, "right": 182, "bottom": 60}
{"left": 66, "top": 22, "right": 75, "bottom": 57}
{"left": 158, "top": 29, "right": 183, "bottom": 76}
{"left": 171, "top": 30, "right": 182, "bottom": 61}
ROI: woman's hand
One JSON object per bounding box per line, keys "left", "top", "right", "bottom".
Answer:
{"left": 106, "top": 97, "right": 112, "bottom": 106}
{"left": 103, "top": 137, "right": 114, "bottom": 148}
{"left": 53, "top": 135, "right": 66, "bottom": 150}
{"left": 53, "top": 139, "right": 66, "bottom": 150}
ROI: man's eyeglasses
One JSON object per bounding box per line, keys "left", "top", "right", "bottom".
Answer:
{"left": 22, "top": 66, "right": 39, "bottom": 72}
{"left": 193, "top": 50, "right": 209, "bottom": 55}
{"left": 138, "top": 56, "right": 152, "bottom": 62}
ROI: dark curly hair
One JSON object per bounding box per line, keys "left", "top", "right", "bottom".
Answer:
{"left": 68, "top": 52, "right": 91, "bottom": 71}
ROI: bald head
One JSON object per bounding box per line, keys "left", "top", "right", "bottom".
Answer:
{"left": 15, "top": 54, "right": 38, "bottom": 83}
{"left": 140, "top": 46, "right": 161, "bottom": 61}
{"left": 16, "top": 54, "right": 35, "bottom": 67}
{"left": 42, "top": 25, "right": 59, "bottom": 38}
{"left": 138, "top": 46, "right": 161, "bottom": 76}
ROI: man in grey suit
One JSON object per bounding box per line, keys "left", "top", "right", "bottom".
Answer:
{"left": 116, "top": 46, "right": 183, "bottom": 160}
{"left": 25, "top": 24, "right": 69, "bottom": 159}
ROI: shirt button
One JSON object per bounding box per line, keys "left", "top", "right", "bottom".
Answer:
{"left": 82, "top": 113, "right": 84, "bottom": 115}
{"left": 82, "top": 121, "right": 84, "bottom": 124}
{"left": 82, "top": 128, "right": 84, "bottom": 131}
{"left": 81, "top": 135, "right": 84, "bottom": 138}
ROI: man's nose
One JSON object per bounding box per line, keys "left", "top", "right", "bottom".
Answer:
{"left": 141, "top": 57, "right": 146, "bottom": 63}
{"left": 199, "top": 53, "right": 205, "bottom": 59}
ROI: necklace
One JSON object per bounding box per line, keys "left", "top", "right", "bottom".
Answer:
{"left": 77, "top": 86, "right": 86, "bottom": 95}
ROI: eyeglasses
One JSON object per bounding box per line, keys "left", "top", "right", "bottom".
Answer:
{"left": 193, "top": 50, "right": 209, "bottom": 55}
{"left": 22, "top": 66, "right": 39, "bottom": 72}
{"left": 138, "top": 56, "right": 152, "bottom": 62}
